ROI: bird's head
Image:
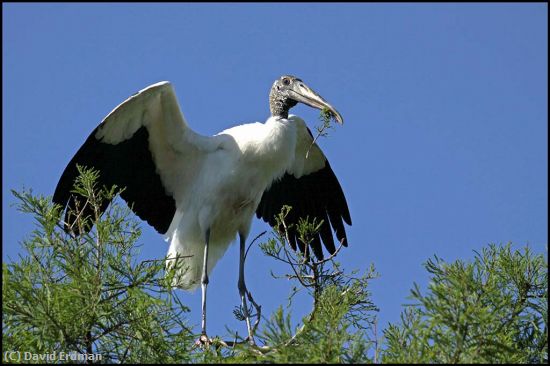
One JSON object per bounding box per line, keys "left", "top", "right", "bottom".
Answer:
{"left": 269, "top": 75, "right": 343, "bottom": 124}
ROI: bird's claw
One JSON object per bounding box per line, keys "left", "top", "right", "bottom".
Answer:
{"left": 194, "top": 334, "right": 213, "bottom": 348}
{"left": 245, "top": 335, "right": 256, "bottom": 346}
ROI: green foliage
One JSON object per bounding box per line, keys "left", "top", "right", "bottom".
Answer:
{"left": 252, "top": 282, "right": 377, "bottom": 363}
{"left": 220, "top": 204, "right": 380, "bottom": 363}
{"left": 3, "top": 165, "right": 547, "bottom": 363}
{"left": 316, "top": 107, "right": 335, "bottom": 137}
{"left": 305, "top": 107, "right": 336, "bottom": 159}
{"left": 382, "top": 244, "right": 548, "bottom": 364}
{"left": 3, "top": 167, "right": 194, "bottom": 363}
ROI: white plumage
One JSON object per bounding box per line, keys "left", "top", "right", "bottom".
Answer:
{"left": 165, "top": 115, "right": 301, "bottom": 289}
{"left": 53, "top": 76, "right": 351, "bottom": 341}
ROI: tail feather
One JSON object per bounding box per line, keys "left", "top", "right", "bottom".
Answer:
{"left": 166, "top": 235, "right": 231, "bottom": 290}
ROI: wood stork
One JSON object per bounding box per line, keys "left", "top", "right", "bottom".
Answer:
{"left": 53, "top": 75, "right": 352, "bottom": 342}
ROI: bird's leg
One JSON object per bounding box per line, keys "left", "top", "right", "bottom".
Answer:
{"left": 238, "top": 232, "right": 255, "bottom": 345}
{"left": 198, "top": 228, "right": 211, "bottom": 346}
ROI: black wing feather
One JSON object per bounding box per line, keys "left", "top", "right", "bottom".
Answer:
{"left": 256, "top": 159, "right": 351, "bottom": 261}
{"left": 53, "top": 125, "right": 176, "bottom": 234}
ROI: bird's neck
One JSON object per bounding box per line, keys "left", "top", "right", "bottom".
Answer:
{"left": 269, "top": 93, "right": 297, "bottom": 120}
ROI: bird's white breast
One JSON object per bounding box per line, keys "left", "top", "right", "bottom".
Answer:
{"left": 166, "top": 116, "right": 297, "bottom": 289}
{"left": 207, "top": 117, "right": 297, "bottom": 235}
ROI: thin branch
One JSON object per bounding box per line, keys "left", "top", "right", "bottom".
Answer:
{"left": 305, "top": 109, "right": 334, "bottom": 159}
{"left": 245, "top": 231, "right": 267, "bottom": 260}
{"left": 313, "top": 237, "right": 346, "bottom": 265}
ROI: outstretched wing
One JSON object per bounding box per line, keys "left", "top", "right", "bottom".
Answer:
{"left": 53, "top": 82, "right": 220, "bottom": 234}
{"left": 256, "top": 116, "right": 352, "bottom": 260}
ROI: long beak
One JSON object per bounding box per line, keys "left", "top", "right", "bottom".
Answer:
{"left": 288, "top": 81, "right": 344, "bottom": 124}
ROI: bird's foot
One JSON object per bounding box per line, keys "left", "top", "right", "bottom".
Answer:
{"left": 245, "top": 334, "right": 256, "bottom": 346}
{"left": 194, "top": 333, "right": 213, "bottom": 348}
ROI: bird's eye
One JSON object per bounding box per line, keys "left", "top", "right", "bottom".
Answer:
{"left": 282, "top": 78, "right": 291, "bottom": 86}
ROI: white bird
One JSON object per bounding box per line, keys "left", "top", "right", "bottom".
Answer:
{"left": 53, "top": 75, "right": 351, "bottom": 343}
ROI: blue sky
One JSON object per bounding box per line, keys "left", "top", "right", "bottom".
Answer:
{"left": 3, "top": 3, "right": 547, "bottom": 343}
